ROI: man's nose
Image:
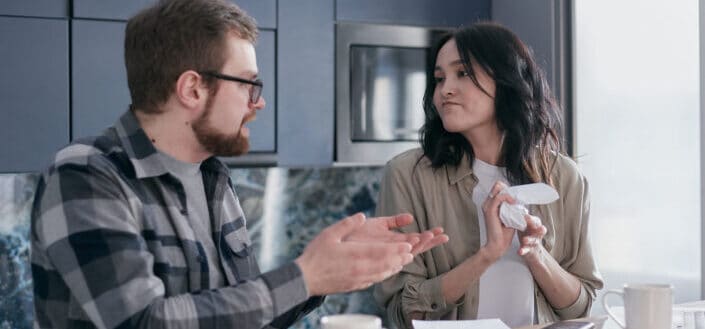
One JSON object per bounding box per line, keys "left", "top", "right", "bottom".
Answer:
{"left": 252, "top": 96, "right": 266, "bottom": 110}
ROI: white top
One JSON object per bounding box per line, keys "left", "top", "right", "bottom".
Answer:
{"left": 471, "top": 159, "right": 535, "bottom": 327}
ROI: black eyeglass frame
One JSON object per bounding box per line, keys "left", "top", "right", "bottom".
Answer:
{"left": 199, "top": 71, "right": 263, "bottom": 103}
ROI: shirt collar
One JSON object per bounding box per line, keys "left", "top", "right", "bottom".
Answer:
{"left": 446, "top": 152, "right": 475, "bottom": 185}
{"left": 113, "top": 109, "right": 230, "bottom": 179}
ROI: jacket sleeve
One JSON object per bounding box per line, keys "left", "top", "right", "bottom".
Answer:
{"left": 31, "top": 163, "right": 311, "bottom": 329}
{"left": 551, "top": 159, "right": 604, "bottom": 320}
{"left": 372, "top": 160, "right": 458, "bottom": 328}
{"left": 266, "top": 296, "right": 326, "bottom": 328}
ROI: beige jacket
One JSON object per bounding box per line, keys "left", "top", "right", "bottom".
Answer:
{"left": 373, "top": 148, "right": 603, "bottom": 328}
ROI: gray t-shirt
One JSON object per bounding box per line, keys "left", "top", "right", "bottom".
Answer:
{"left": 158, "top": 151, "right": 225, "bottom": 288}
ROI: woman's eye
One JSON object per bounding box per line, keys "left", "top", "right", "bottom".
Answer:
{"left": 434, "top": 77, "right": 445, "bottom": 83}
{"left": 458, "top": 70, "right": 469, "bottom": 77}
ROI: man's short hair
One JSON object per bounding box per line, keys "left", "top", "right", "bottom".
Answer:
{"left": 125, "top": 0, "right": 258, "bottom": 113}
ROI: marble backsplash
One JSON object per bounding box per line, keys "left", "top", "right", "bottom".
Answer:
{"left": 0, "top": 174, "right": 37, "bottom": 329}
{"left": 0, "top": 166, "right": 386, "bottom": 329}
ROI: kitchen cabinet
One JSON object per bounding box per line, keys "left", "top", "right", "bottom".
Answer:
{"left": 71, "top": 20, "right": 129, "bottom": 140}
{"left": 246, "top": 30, "right": 276, "bottom": 152}
{"left": 336, "top": 0, "right": 489, "bottom": 27}
{"left": 238, "top": 0, "right": 277, "bottom": 29}
{"left": 0, "top": 17, "right": 69, "bottom": 173}
{"left": 0, "top": 0, "right": 68, "bottom": 18}
{"left": 72, "top": 0, "right": 153, "bottom": 20}
{"left": 72, "top": 0, "right": 276, "bottom": 29}
{"left": 277, "top": 0, "right": 335, "bottom": 166}
{"left": 492, "top": 0, "right": 564, "bottom": 101}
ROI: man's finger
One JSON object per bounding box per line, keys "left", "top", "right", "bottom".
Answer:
{"left": 411, "top": 240, "right": 429, "bottom": 255}
{"left": 344, "top": 242, "right": 412, "bottom": 279}
{"left": 324, "top": 213, "right": 366, "bottom": 240}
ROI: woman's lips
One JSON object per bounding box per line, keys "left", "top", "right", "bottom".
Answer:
{"left": 441, "top": 101, "right": 462, "bottom": 109}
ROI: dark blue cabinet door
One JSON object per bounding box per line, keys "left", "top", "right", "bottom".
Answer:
{"left": 0, "top": 17, "right": 69, "bottom": 173}
{"left": 336, "top": 0, "right": 490, "bottom": 27}
{"left": 72, "top": 0, "right": 276, "bottom": 28}
{"left": 238, "top": 0, "right": 276, "bottom": 29}
{"left": 492, "top": 0, "right": 559, "bottom": 97}
{"left": 277, "top": 0, "right": 335, "bottom": 166}
{"left": 0, "top": 0, "right": 68, "bottom": 18}
{"left": 249, "top": 30, "right": 276, "bottom": 152}
{"left": 72, "top": 0, "right": 153, "bottom": 20}
{"left": 71, "top": 20, "right": 129, "bottom": 140}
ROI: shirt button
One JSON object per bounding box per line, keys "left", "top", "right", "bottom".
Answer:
{"left": 431, "top": 303, "right": 438, "bottom": 310}
{"left": 180, "top": 209, "right": 187, "bottom": 215}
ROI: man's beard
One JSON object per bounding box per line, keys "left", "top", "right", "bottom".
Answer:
{"left": 192, "top": 100, "right": 252, "bottom": 157}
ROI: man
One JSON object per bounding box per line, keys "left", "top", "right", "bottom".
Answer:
{"left": 30, "top": 0, "right": 448, "bottom": 328}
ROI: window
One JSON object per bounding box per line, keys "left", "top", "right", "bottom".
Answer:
{"left": 574, "top": 0, "right": 701, "bottom": 310}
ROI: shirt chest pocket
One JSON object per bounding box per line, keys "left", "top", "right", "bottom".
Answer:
{"left": 144, "top": 236, "right": 195, "bottom": 294}
{"left": 221, "top": 220, "right": 260, "bottom": 283}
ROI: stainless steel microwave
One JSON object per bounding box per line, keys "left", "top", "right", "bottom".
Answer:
{"left": 335, "top": 23, "right": 448, "bottom": 165}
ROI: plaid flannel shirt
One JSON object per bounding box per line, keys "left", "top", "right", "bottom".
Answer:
{"left": 31, "top": 110, "right": 322, "bottom": 329}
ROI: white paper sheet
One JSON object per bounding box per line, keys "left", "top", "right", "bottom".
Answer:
{"left": 411, "top": 319, "right": 510, "bottom": 329}
{"left": 671, "top": 300, "right": 705, "bottom": 329}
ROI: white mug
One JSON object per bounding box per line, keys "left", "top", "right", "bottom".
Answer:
{"left": 320, "top": 314, "right": 382, "bottom": 329}
{"left": 602, "top": 283, "right": 673, "bottom": 329}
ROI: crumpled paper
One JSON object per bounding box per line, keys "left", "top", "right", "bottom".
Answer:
{"left": 497, "top": 183, "right": 559, "bottom": 231}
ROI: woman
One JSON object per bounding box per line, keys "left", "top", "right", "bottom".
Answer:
{"left": 373, "top": 22, "right": 603, "bottom": 328}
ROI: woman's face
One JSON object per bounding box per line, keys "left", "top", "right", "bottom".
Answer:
{"left": 432, "top": 39, "right": 497, "bottom": 137}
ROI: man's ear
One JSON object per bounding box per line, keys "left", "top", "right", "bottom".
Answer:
{"left": 174, "top": 70, "right": 209, "bottom": 112}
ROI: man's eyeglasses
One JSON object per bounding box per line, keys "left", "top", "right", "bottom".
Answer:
{"left": 199, "top": 71, "right": 263, "bottom": 104}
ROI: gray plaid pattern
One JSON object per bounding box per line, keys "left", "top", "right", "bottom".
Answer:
{"left": 31, "top": 110, "right": 322, "bottom": 329}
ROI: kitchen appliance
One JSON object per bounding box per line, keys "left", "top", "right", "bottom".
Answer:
{"left": 335, "top": 23, "right": 447, "bottom": 164}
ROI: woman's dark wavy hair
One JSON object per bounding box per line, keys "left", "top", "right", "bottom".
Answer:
{"left": 419, "top": 22, "right": 563, "bottom": 186}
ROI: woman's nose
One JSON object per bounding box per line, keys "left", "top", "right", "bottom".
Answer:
{"left": 440, "top": 80, "right": 456, "bottom": 96}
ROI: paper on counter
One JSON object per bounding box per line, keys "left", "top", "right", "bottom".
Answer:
{"left": 673, "top": 300, "right": 705, "bottom": 329}
{"left": 411, "top": 319, "right": 510, "bottom": 329}
{"left": 498, "top": 183, "right": 559, "bottom": 231}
